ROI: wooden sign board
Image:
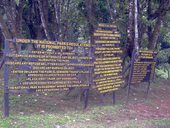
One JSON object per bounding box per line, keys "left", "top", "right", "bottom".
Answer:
{"left": 93, "top": 23, "right": 124, "bottom": 94}
{"left": 5, "top": 39, "right": 92, "bottom": 92}
{"left": 130, "top": 50, "right": 157, "bottom": 84}
{"left": 3, "top": 38, "right": 93, "bottom": 117}
{"left": 127, "top": 49, "right": 158, "bottom": 102}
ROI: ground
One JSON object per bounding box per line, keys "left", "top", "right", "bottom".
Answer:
{"left": 0, "top": 78, "right": 170, "bottom": 128}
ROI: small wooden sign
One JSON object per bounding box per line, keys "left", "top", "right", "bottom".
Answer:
{"left": 127, "top": 49, "right": 158, "bottom": 102}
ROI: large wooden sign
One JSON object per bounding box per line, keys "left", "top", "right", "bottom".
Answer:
{"left": 3, "top": 38, "right": 93, "bottom": 117}
{"left": 5, "top": 39, "right": 92, "bottom": 92}
{"left": 93, "top": 23, "right": 124, "bottom": 93}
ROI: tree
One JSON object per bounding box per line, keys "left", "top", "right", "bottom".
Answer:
{"left": 148, "top": 0, "right": 170, "bottom": 50}
{"left": 126, "top": 0, "right": 134, "bottom": 57}
{"left": 37, "top": 0, "right": 50, "bottom": 40}
{"left": 134, "top": 0, "right": 139, "bottom": 51}
{"left": 0, "top": 0, "right": 169, "bottom": 52}
{"left": 84, "top": 0, "right": 96, "bottom": 39}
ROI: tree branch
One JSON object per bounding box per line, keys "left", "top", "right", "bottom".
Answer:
{"left": 149, "top": 0, "right": 170, "bottom": 20}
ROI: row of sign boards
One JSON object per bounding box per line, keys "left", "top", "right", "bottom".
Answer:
{"left": 2, "top": 23, "right": 158, "bottom": 117}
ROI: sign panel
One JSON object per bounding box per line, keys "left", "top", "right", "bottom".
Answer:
{"left": 130, "top": 50, "right": 157, "bottom": 84}
{"left": 93, "top": 23, "right": 124, "bottom": 93}
{"left": 5, "top": 39, "right": 92, "bottom": 92}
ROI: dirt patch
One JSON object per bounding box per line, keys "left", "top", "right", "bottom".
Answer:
{"left": 117, "top": 81, "right": 170, "bottom": 120}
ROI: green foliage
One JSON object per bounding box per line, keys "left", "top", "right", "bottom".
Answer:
{"left": 156, "top": 63, "right": 170, "bottom": 79}
{"left": 15, "top": 0, "right": 20, "bottom": 6}
{"left": 156, "top": 12, "right": 170, "bottom": 78}
{"left": 161, "top": 32, "right": 170, "bottom": 48}
{"left": 140, "top": 16, "right": 150, "bottom": 27}
{"left": 156, "top": 68, "right": 169, "bottom": 79}
{"left": 78, "top": 0, "right": 110, "bottom": 23}
{"left": 95, "top": 0, "right": 110, "bottom": 23}
{"left": 157, "top": 48, "right": 170, "bottom": 63}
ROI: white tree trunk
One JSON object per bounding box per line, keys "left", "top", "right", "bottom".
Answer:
{"left": 134, "top": 0, "right": 139, "bottom": 51}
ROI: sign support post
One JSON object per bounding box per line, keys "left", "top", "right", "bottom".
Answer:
{"left": 112, "top": 92, "right": 115, "bottom": 104}
{"left": 145, "top": 81, "right": 151, "bottom": 99}
{"left": 126, "top": 50, "right": 136, "bottom": 104}
{"left": 84, "top": 89, "right": 89, "bottom": 109}
{"left": 84, "top": 44, "right": 93, "bottom": 109}
{"left": 3, "top": 39, "right": 9, "bottom": 118}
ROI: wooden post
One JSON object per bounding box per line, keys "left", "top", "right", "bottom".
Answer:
{"left": 126, "top": 50, "right": 136, "bottom": 103}
{"left": 112, "top": 92, "right": 116, "bottom": 104}
{"left": 145, "top": 81, "right": 151, "bottom": 99}
{"left": 3, "top": 39, "right": 9, "bottom": 118}
{"left": 84, "top": 43, "right": 93, "bottom": 109}
{"left": 84, "top": 89, "right": 89, "bottom": 109}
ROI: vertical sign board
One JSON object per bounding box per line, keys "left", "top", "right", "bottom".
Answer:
{"left": 131, "top": 50, "right": 157, "bottom": 84}
{"left": 127, "top": 50, "right": 158, "bottom": 100}
{"left": 93, "top": 23, "right": 124, "bottom": 97}
{"left": 4, "top": 38, "right": 92, "bottom": 117}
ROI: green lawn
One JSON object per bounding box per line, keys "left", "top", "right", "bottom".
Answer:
{"left": 0, "top": 105, "right": 170, "bottom": 128}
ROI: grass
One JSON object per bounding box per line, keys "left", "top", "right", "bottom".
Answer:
{"left": 0, "top": 105, "right": 170, "bottom": 128}
{"left": 0, "top": 112, "right": 69, "bottom": 128}
{"left": 0, "top": 105, "right": 120, "bottom": 128}
{"left": 147, "top": 118, "right": 170, "bottom": 127}
{"left": 0, "top": 76, "right": 170, "bottom": 127}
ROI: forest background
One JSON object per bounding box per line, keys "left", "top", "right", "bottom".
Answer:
{"left": 0, "top": 0, "right": 170, "bottom": 78}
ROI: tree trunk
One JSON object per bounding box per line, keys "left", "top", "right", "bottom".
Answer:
{"left": 15, "top": 0, "right": 25, "bottom": 38}
{"left": 148, "top": 0, "right": 170, "bottom": 50}
{"left": 2, "top": 0, "right": 16, "bottom": 38}
{"left": 0, "top": 23, "right": 5, "bottom": 56}
{"left": 134, "top": 0, "right": 139, "bottom": 51}
{"left": 37, "top": 0, "right": 50, "bottom": 40}
{"left": 148, "top": 16, "right": 162, "bottom": 50}
{"left": 0, "top": 15, "right": 11, "bottom": 39}
{"left": 112, "top": 0, "right": 117, "bottom": 19}
{"left": 54, "top": 0, "right": 61, "bottom": 41}
{"left": 85, "top": 0, "right": 96, "bottom": 44}
{"left": 126, "top": 0, "right": 134, "bottom": 57}
{"left": 147, "top": 0, "right": 152, "bottom": 42}
{"left": 1, "top": 0, "right": 24, "bottom": 52}
{"left": 63, "top": 0, "right": 71, "bottom": 41}
{"left": 106, "top": 0, "right": 114, "bottom": 21}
